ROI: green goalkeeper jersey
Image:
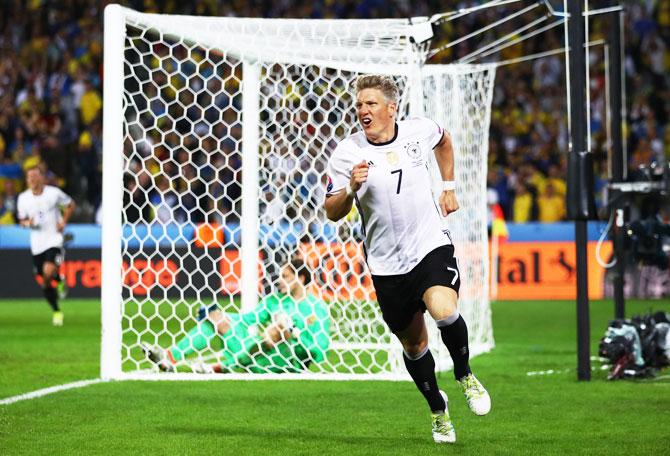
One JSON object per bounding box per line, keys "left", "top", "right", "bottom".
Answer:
{"left": 219, "top": 294, "right": 331, "bottom": 373}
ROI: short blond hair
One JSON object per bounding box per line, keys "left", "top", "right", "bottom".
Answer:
{"left": 24, "top": 164, "right": 44, "bottom": 175}
{"left": 355, "top": 74, "right": 399, "bottom": 103}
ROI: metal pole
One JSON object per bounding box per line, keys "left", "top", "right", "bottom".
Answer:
{"left": 241, "top": 60, "right": 261, "bottom": 311}
{"left": 567, "top": 0, "right": 590, "bottom": 381}
{"left": 100, "top": 4, "right": 125, "bottom": 381}
{"left": 609, "top": 2, "right": 626, "bottom": 319}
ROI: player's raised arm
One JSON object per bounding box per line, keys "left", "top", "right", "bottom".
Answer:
{"left": 324, "top": 159, "right": 368, "bottom": 222}
{"left": 433, "top": 131, "right": 459, "bottom": 217}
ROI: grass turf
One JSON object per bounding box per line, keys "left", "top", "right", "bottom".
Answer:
{"left": 1, "top": 298, "right": 669, "bottom": 455}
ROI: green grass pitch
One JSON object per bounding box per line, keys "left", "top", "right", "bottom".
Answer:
{"left": 1, "top": 298, "right": 669, "bottom": 455}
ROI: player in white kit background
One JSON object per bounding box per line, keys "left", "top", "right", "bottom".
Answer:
{"left": 17, "top": 165, "right": 75, "bottom": 326}
{"left": 324, "top": 75, "right": 491, "bottom": 444}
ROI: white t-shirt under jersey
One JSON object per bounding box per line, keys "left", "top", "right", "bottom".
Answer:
{"left": 17, "top": 185, "right": 72, "bottom": 255}
{"left": 326, "top": 116, "right": 452, "bottom": 276}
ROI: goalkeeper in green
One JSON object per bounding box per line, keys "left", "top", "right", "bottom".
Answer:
{"left": 142, "top": 259, "right": 331, "bottom": 373}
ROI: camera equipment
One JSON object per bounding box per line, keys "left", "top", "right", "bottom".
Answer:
{"left": 623, "top": 216, "right": 670, "bottom": 269}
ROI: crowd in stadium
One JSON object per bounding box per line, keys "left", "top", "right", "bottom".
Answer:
{"left": 0, "top": 0, "right": 668, "bottom": 225}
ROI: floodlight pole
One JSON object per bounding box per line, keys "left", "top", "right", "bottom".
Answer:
{"left": 567, "top": 0, "right": 591, "bottom": 381}
{"left": 608, "top": 1, "right": 626, "bottom": 320}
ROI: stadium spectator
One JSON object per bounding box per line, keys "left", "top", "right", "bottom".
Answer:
{"left": 79, "top": 79, "right": 102, "bottom": 127}
{"left": 142, "top": 258, "right": 330, "bottom": 374}
{"left": 0, "top": 185, "right": 15, "bottom": 225}
{"left": 261, "top": 188, "right": 286, "bottom": 226}
{"left": 123, "top": 175, "right": 152, "bottom": 223}
{"left": 149, "top": 175, "right": 179, "bottom": 224}
{"left": 7, "top": 127, "right": 33, "bottom": 163}
{"left": 0, "top": 1, "right": 667, "bottom": 225}
{"left": 487, "top": 167, "right": 511, "bottom": 218}
{"left": 546, "top": 164, "right": 567, "bottom": 197}
{"left": 512, "top": 181, "right": 535, "bottom": 223}
{"left": 76, "top": 129, "right": 100, "bottom": 207}
{"left": 537, "top": 182, "right": 566, "bottom": 223}
{"left": 2, "top": 178, "right": 18, "bottom": 220}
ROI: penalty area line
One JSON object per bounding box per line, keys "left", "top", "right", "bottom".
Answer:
{"left": 527, "top": 363, "right": 612, "bottom": 377}
{"left": 526, "top": 369, "right": 570, "bottom": 376}
{"left": 0, "top": 378, "right": 103, "bottom": 405}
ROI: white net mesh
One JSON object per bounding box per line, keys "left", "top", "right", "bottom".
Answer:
{"left": 105, "top": 7, "right": 494, "bottom": 379}
{"left": 423, "top": 65, "right": 496, "bottom": 368}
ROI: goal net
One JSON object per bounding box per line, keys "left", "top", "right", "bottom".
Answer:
{"left": 101, "top": 5, "right": 495, "bottom": 380}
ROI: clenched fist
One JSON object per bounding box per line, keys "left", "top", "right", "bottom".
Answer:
{"left": 439, "top": 190, "right": 459, "bottom": 217}
{"left": 349, "top": 160, "right": 369, "bottom": 192}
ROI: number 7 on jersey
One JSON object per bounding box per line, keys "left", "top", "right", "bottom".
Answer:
{"left": 391, "top": 169, "right": 402, "bottom": 194}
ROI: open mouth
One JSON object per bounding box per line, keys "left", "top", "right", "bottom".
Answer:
{"left": 361, "top": 118, "right": 372, "bottom": 127}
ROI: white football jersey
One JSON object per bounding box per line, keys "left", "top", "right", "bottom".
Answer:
{"left": 326, "top": 117, "right": 452, "bottom": 276}
{"left": 17, "top": 185, "right": 72, "bottom": 255}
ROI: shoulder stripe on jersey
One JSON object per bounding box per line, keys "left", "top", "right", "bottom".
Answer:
{"left": 430, "top": 119, "right": 445, "bottom": 149}
{"left": 433, "top": 131, "right": 446, "bottom": 149}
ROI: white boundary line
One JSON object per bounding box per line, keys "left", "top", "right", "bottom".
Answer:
{"left": 0, "top": 378, "right": 103, "bottom": 406}
{"left": 526, "top": 369, "right": 570, "bottom": 376}
{"left": 526, "top": 363, "right": 610, "bottom": 376}
{"left": 2, "top": 369, "right": 663, "bottom": 405}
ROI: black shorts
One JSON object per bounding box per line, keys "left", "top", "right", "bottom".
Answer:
{"left": 32, "top": 247, "right": 63, "bottom": 275}
{"left": 371, "top": 245, "right": 460, "bottom": 334}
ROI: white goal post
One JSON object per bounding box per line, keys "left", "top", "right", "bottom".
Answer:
{"left": 101, "top": 4, "right": 495, "bottom": 381}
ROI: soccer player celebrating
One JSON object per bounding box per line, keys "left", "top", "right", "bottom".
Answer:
{"left": 324, "top": 75, "right": 490, "bottom": 443}
{"left": 17, "top": 165, "right": 75, "bottom": 326}
{"left": 143, "top": 259, "right": 331, "bottom": 374}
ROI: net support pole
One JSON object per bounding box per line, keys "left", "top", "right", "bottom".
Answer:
{"left": 566, "top": 0, "right": 592, "bottom": 381}
{"left": 608, "top": 2, "right": 626, "bottom": 320}
{"left": 407, "top": 65, "right": 424, "bottom": 118}
{"left": 101, "top": 4, "right": 125, "bottom": 380}
{"left": 240, "top": 60, "right": 261, "bottom": 311}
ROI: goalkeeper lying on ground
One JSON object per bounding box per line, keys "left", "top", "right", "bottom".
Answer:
{"left": 142, "top": 258, "right": 331, "bottom": 373}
